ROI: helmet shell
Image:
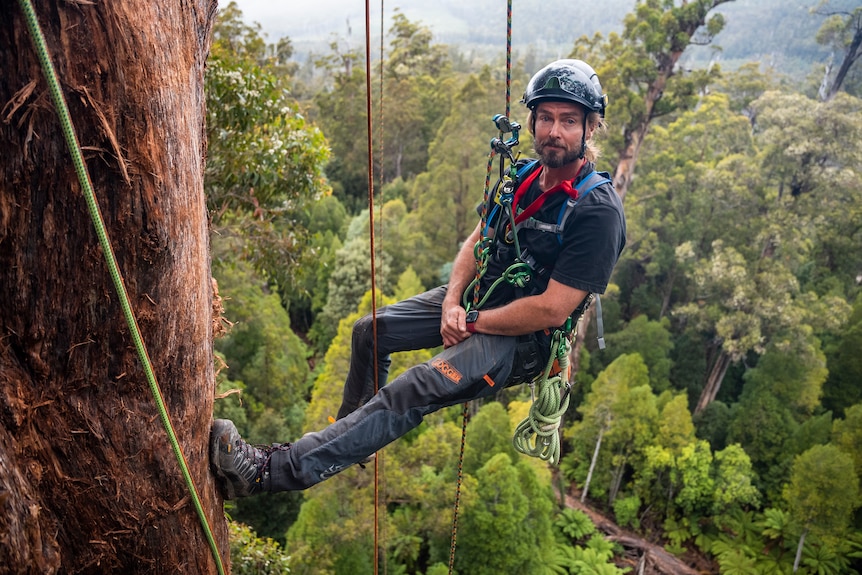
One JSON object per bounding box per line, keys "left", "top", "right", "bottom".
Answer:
{"left": 522, "top": 59, "right": 606, "bottom": 117}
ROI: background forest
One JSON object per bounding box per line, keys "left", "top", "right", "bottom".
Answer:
{"left": 205, "top": 1, "right": 862, "bottom": 573}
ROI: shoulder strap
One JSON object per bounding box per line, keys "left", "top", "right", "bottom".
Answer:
{"left": 516, "top": 159, "right": 540, "bottom": 179}
{"left": 515, "top": 171, "right": 612, "bottom": 242}
{"left": 552, "top": 171, "right": 612, "bottom": 242}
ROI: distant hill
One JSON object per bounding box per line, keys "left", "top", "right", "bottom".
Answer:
{"left": 237, "top": 0, "right": 854, "bottom": 76}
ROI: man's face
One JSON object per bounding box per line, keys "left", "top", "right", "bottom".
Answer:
{"left": 532, "top": 101, "right": 591, "bottom": 168}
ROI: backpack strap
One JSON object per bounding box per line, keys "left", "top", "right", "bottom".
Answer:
{"left": 516, "top": 171, "right": 612, "bottom": 243}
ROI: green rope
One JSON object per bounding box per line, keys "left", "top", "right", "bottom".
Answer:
{"left": 17, "top": 2, "right": 225, "bottom": 573}
{"left": 512, "top": 329, "right": 572, "bottom": 465}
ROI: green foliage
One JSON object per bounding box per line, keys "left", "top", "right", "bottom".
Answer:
{"left": 408, "top": 67, "right": 514, "bottom": 288}
{"left": 228, "top": 520, "right": 292, "bottom": 574}
{"left": 822, "top": 298, "right": 862, "bottom": 416}
{"left": 693, "top": 400, "right": 731, "bottom": 451}
{"left": 742, "top": 335, "right": 829, "bottom": 417}
{"left": 784, "top": 444, "right": 860, "bottom": 538}
{"left": 569, "top": 543, "right": 629, "bottom": 575}
{"left": 462, "top": 401, "right": 517, "bottom": 476}
{"left": 309, "top": 236, "right": 393, "bottom": 352}
{"left": 554, "top": 508, "right": 598, "bottom": 543}
{"left": 832, "top": 403, "right": 862, "bottom": 479}
{"left": 597, "top": 315, "right": 675, "bottom": 393}
{"left": 727, "top": 389, "right": 798, "bottom": 501}
{"left": 712, "top": 444, "right": 760, "bottom": 515}
{"left": 212, "top": 254, "right": 310, "bottom": 435}
{"left": 613, "top": 495, "right": 641, "bottom": 530}
{"left": 206, "top": 7, "right": 329, "bottom": 292}
{"left": 565, "top": 354, "right": 657, "bottom": 505}
{"left": 456, "top": 454, "right": 556, "bottom": 575}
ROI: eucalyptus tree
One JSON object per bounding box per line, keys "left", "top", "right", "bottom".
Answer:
{"left": 813, "top": 0, "right": 862, "bottom": 99}
{"left": 570, "top": 0, "right": 734, "bottom": 200}
{"left": 784, "top": 444, "right": 859, "bottom": 572}
{"left": 1, "top": 0, "right": 227, "bottom": 571}
{"left": 380, "top": 11, "right": 454, "bottom": 183}
{"left": 674, "top": 90, "right": 859, "bottom": 414}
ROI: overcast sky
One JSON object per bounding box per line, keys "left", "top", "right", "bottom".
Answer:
{"left": 231, "top": 0, "right": 423, "bottom": 48}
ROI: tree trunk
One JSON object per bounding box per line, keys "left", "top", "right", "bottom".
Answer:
{"left": 609, "top": 455, "right": 626, "bottom": 506}
{"left": 793, "top": 527, "right": 808, "bottom": 573}
{"left": 612, "top": 0, "right": 733, "bottom": 200}
{"left": 0, "top": 1, "right": 226, "bottom": 573}
{"left": 694, "top": 348, "right": 732, "bottom": 414}
{"left": 581, "top": 423, "right": 605, "bottom": 503}
{"left": 826, "top": 23, "right": 862, "bottom": 100}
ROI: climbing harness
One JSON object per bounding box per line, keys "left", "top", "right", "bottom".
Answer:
{"left": 17, "top": 1, "right": 225, "bottom": 572}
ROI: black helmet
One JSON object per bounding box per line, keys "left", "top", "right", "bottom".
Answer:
{"left": 522, "top": 59, "right": 607, "bottom": 117}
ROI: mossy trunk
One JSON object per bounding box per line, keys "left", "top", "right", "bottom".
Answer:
{"left": 0, "top": 0, "right": 226, "bottom": 572}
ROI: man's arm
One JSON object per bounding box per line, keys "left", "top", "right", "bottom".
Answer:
{"left": 440, "top": 223, "right": 590, "bottom": 343}
{"left": 469, "top": 279, "right": 589, "bottom": 336}
{"left": 440, "top": 223, "right": 482, "bottom": 347}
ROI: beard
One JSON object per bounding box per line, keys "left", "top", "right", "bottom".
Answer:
{"left": 534, "top": 137, "right": 583, "bottom": 168}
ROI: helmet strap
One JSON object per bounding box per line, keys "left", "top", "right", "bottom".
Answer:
{"left": 577, "top": 114, "right": 587, "bottom": 159}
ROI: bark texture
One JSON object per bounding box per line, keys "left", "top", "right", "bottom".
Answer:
{"left": 0, "top": 0, "right": 225, "bottom": 573}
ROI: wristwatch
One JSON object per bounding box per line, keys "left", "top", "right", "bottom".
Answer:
{"left": 465, "top": 309, "right": 479, "bottom": 333}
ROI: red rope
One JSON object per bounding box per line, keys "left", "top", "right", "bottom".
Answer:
{"left": 363, "top": 0, "right": 382, "bottom": 573}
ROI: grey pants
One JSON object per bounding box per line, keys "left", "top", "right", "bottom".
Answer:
{"left": 269, "top": 286, "right": 528, "bottom": 491}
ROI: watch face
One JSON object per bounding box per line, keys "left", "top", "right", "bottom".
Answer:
{"left": 466, "top": 310, "right": 479, "bottom": 323}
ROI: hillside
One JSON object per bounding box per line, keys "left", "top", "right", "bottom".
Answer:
{"left": 237, "top": 0, "right": 855, "bottom": 76}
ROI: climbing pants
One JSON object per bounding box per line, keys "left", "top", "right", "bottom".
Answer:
{"left": 268, "top": 286, "right": 542, "bottom": 491}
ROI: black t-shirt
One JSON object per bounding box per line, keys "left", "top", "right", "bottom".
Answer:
{"left": 473, "top": 160, "right": 626, "bottom": 313}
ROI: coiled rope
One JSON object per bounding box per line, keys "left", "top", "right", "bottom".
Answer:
{"left": 16, "top": 1, "right": 225, "bottom": 572}
{"left": 512, "top": 329, "right": 572, "bottom": 464}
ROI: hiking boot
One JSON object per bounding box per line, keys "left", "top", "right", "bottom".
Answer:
{"left": 209, "top": 419, "right": 289, "bottom": 499}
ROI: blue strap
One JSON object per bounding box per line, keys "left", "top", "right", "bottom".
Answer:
{"left": 553, "top": 171, "right": 612, "bottom": 243}
{"left": 516, "top": 159, "right": 540, "bottom": 179}
{"left": 574, "top": 171, "right": 611, "bottom": 200}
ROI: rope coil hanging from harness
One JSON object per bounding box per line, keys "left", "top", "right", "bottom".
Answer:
{"left": 512, "top": 321, "right": 573, "bottom": 464}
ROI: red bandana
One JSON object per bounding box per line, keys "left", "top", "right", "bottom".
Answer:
{"left": 513, "top": 161, "right": 586, "bottom": 225}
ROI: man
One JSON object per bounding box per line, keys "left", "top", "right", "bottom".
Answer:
{"left": 210, "top": 59, "right": 626, "bottom": 498}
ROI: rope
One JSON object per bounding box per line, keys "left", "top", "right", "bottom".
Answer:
{"left": 362, "top": 0, "right": 383, "bottom": 572}
{"left": 448, "top": 3, "right": 515, "bottom": 574}
{"left": 377, "top": 5, "right": 386, "bottom": 571}
{"left": 16, "top": 1, "right": 225, "bottom": 573}
{"left": 512, "top": 329, "right": 572, "bottom": 464}
{"left": 448, "top": 402, "right": 470, "bottom": 575}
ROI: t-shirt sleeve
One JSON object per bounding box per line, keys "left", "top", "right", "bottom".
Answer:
{"left": 550, "top": 191, "right": 626, "bottom": 294}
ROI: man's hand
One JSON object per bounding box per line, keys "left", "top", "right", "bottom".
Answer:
{"left": 440, "top": 303, "right": 470, "bottom": 348}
